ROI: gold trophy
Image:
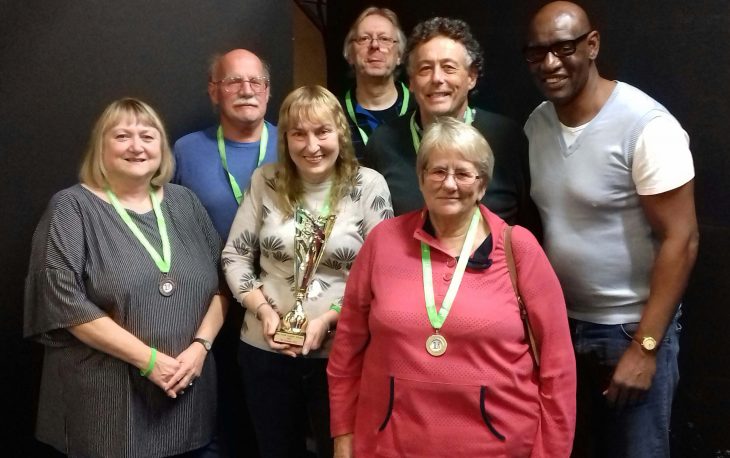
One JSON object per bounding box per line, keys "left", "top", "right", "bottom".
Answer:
{"left": 274, "top": 208, "right": 336, "bottom": 346}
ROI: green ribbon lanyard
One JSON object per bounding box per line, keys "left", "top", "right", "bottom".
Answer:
{"left": 410, "top": 106, "right": 474, "bottom": 153}
{"left": 345, "top": 81, "right": 410, "bottom": 146}
{"left": 216, "top": 123, "right": 268, "bottom": 204}
{"left": 106, "top": 188, "right": 171, "bottom": 273}
{"left": 421, "top": 208, "right": 481, "bottom": 330}
{"left": 301, "top": 185, "right": 332, "bottom": 218}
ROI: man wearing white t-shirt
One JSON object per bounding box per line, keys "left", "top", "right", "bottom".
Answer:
{"left": 523, "top": 2, "right": 699, "bottom": 457}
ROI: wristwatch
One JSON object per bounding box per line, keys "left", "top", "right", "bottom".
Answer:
{"left": 635, "top": 336, "right": 658, "bottom": 352}
{"left": 193, "top": 337, "right": 212, "bottom": 352}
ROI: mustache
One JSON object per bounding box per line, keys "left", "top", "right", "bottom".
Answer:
{"left": 233, "top": 97, "right": 258, "bottom": 107}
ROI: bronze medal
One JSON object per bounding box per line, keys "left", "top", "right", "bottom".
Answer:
{"left": 426, "top": 333, "right": 447, "bottom": 357}
{"left": 159, "top": 276, "right": 176, "bottom": 297}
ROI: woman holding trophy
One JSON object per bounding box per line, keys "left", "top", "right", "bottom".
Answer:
{"left": 222, "top": 85, "right": 392, "bottom": 458}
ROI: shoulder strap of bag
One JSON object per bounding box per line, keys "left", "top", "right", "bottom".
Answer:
{"left": 503, "top": 226, "right": 541, "bottom": 368}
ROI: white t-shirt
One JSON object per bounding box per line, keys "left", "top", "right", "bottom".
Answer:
{"left": 561, "top": 115, "right": 694, "bottom": 196}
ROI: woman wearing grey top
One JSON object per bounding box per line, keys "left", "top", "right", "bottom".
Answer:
{"left": 24, "top": 98, "right": 227, "bottom": 457}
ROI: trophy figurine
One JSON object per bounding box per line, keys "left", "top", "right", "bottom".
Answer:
{"left": 274, "top": 207, "right": 336, "bottom": 346}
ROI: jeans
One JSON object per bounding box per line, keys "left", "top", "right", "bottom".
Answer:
{"left": 569, "top": 311, "right": 681, "bottom": 458}
{"left": 238, "top": 341, "right": 333, "bottom": 458}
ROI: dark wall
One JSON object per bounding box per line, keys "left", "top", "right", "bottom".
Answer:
{"left": 329, "top": 1, "right": 730, "bottom": 455}
{"left": 0, "top": 1, "right": 292, "bottom": 455}
{"left": 4, "top": 0, "right": 729, "bottom": 455}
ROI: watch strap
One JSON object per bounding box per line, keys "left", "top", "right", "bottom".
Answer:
{"left": 634, "top": 335, "right": 657, "bottom": 352}
{"left": 193, "top": 337, "right": 212, "bottom": 351}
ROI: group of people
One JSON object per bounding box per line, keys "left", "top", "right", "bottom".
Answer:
{"left": 24, "top": 2, "right": 698, "bottom": 458}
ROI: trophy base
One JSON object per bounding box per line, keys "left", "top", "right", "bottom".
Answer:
{"left": 274, "top": 331, "right": 305, "bottom": 346}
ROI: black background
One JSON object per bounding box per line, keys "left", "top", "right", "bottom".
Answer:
{"left": 1, "top": 0, "right": 728, "bottom": 456}
{"left": 0, "top": 1, "right": 292, "bottom": 456}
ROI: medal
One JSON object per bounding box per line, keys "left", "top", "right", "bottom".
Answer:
{"left": 106, "top": 187, "right": 173, "bottom": 296}
{"left": 159, "top": 275, "right": 177, "bottom": 297}
{"left": 421, "top": 208, "right": 481, "bottom": 356}
{"left": 426, "top": 333, "right": 448, "bottom": 357}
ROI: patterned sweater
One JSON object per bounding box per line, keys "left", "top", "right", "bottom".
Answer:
{"left": 222, "top": 164, "right": 392, "bottom": 357}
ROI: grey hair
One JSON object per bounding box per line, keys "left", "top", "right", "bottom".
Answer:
{"left": 405, "top": 17, "right": 484, "bottom": 79}
{"left": 342, "top": 7, "right": 407, "bottom": 63}
{"left": 416, "top": 116, "right": 494, "bottom": 188}
{"left": 207, "top": 51, "right": 271, "bottom": 82}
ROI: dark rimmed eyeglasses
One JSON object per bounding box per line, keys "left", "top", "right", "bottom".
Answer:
{"left": 523, "top": 31, "right": 592, "bottom": 63}
{"left": 212, "top": 76, "right": 270, "bottom": 94}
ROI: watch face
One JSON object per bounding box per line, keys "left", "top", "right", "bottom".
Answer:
{"left": 642, "top": 337, "right": 657, "bottom": 351}
{"left": 195, "top": 338, "right": 211, "bottom": 351}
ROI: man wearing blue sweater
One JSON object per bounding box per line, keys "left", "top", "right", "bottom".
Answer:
{"left": 173, "top": 48, "right": 277, "bottom": 458}
{"left": 174, "top": 48, "right": 277, "bottom": 239}
{"left": 523, "top": 2, "right": 699, "bottom": 457}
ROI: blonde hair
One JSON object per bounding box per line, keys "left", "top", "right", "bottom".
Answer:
{"left": 275, "top": 85, "right": 359, "bottom": 217}
{"left": 79, "top": 98, "right": 173, "bottom": 188}
{"left": 343, "top": 7, "right": 407, "bottom": 63}
{"left": 416, "top": 116, "right": 494, "bottom": 189}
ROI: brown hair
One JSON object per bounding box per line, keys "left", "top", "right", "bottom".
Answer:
{"left": 275, "top": 85, "right": 359, "bottom": 217}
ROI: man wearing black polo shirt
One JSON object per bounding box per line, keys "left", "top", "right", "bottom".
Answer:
{"left": 364, "top": 17, "right": 538, "bottom": 234}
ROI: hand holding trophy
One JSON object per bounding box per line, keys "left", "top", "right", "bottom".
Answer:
{"left": 274, "top": 207, "right": 336, "bottom": 346}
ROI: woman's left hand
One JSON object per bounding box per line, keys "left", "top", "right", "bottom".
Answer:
{"left": 301, "top": 317, "right": 330, "bottom": 356}
{"left": 163, "top": 343, "right": 207, "bottom": 397}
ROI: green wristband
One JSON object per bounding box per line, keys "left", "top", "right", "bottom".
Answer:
{"left": 329, "top": 304, "right": 342, "bottom": 313}
{"left": 140, "top": 347, "right": 157, "bottom": 377}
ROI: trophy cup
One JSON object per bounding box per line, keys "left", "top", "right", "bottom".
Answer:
{"left": 274, "top": 208, "right": 336, "bottom": 346}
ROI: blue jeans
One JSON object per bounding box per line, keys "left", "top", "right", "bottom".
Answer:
{"left": 569, "top": 311, "right": 681, "bottom": 458}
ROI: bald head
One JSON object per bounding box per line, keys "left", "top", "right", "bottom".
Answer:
{"left": 207, "top": 48, "right": 271, "bottom": 140}
{"left": 529, "top": 1, "right": 592, "bottom": 36}
{"left": 525, "top": 1, "right": 604, "bottom": 113}
{"left": 209, "top": 49, "right": 270, "bottom": 82}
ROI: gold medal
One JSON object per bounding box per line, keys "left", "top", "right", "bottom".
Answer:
{"left": 426, "top": 333, "right": 447, "bottom": 357}
{"left": 421, "top": 209, "right": 481, "bottom": 358}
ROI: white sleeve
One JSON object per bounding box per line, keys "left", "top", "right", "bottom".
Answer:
{"left": 359, "top": 168, "right": 394, "bottom": 236}
{"left": 222, "top": 167, "right": 266, "bottom": 303}
{"left": 632, "top": 115, "right": 694, "bottom": 195}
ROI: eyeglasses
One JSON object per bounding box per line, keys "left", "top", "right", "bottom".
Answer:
{"left": 425, "top": 168, "right": 481, "bottom": 186}
{"left": 213, "top": 76, "right": 270, "bottom": 94}
{"left": 523, "top": 32, "right": 591, "bottom": 63}
{"left": 352, "top": 35, "right": 398, "bottom": 49}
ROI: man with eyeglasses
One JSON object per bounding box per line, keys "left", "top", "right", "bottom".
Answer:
{"left": 172, "top": 48, "right": 277, "bottom": 458}
{"left": 364, "top": 17, "right": 539, "bottom": 234}
{"left": 523, "top": 2, "right": 698, "bottom": 456}
{"left": 174, "top": 48, "right": 277, "bottom": 238}
{"left": 340, "top": 7, "right": 414, "bottom": 160}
